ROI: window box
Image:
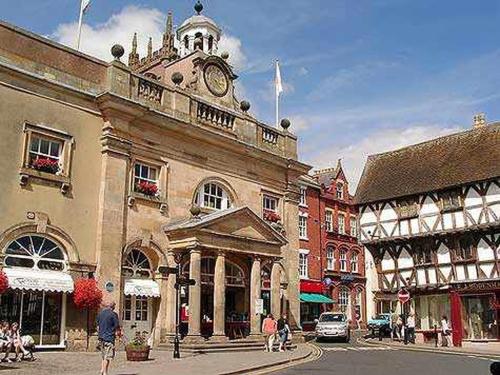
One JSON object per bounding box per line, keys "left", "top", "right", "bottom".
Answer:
{"left": 32, "top": 158, "right": 60, "bottom": 174}
{"left": 263, "top": 209, "right": 281, "bottom": 223}
{"left": 135, "top": 181, "right": 158, "bottom": 197}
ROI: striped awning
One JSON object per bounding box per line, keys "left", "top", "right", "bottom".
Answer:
{"left": 4, "top": 267, "right": 74, "bottom": 293}
{"left": 124, "top": 279, "right": 160, "bottom": 298}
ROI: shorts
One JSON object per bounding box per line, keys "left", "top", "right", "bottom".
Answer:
{"left": 278, "top": 330, "right": 288, "bottom": 343}
{"left": 99, "top": 340, "right": 115, "bottom": 360}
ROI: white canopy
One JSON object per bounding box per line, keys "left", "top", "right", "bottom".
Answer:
{"left": 124, "top": 279, "right": 160, "bottom": 298}
{"left": 4, "top": 267, "right": 74, "bottom": 293}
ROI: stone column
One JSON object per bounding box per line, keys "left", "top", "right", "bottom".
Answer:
{"left": 213, "top": 251, "right": 226, "bottom": 339}
{"left": 271, "top": 260, "right": 281, "bottom": 318}
{"left": 164, "top": 251, "right": 177, "bottom": 337}
{"left": 153, "top": 273, "right": 170, "bottom": 346}
{"left": 188, "top": 248, "right": 202, "bottom": 337}
{"left": 250, "top": 256, "right": 262, "bottom": 335}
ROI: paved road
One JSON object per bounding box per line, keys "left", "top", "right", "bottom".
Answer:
{"left": 274, "top": 336, "right": 495, "bottom": 375}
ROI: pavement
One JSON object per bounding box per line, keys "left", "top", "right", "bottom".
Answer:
{"left": 273, "top": 332, "right": 498, "bottom": 375}
{"left": 0, "top": 344, "right": 315, "bottom": 375}
{"left": 362, "top": 336, "right": 500, "bottom": 359}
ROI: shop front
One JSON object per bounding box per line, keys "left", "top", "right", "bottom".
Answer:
{"left": 300, "top": 280, "right": 333, "bottom": 331}
{"left": 0, "top": 234, "right": 74, "bottom": 348}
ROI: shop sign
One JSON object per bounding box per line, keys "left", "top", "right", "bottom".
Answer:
{"left": 341, "top": 275, "right": 355, "bottom": 283}
{"left": 255, "top": 298, "right": 264, "bottom": 314}
{"left": 451, "top": 280, "right": 500, "bottom": 292}
{"left": 105, "top": 281, "right": 114, "bottom": 293}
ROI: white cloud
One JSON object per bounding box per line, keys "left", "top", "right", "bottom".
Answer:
{"left": 51, "top": 5, "right": 247, "bottom": 71}
{"left": 288, "top": 115, "right": 310, "bottom": 133}
{"left": 52, "top": 5, "right": 165, "bottom": 61}
{"left": 218, "top": 34, "right": 247, "bottom": 71}
{"left": 308, "top": 125, "right": 463, "bottom": 192}
{"left": 298, "top": 67, "right": 309, "bottom": 76}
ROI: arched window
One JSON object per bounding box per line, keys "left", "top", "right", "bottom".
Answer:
{"left": 354, "top": 288, "right": 363, "bottom": 322}
{"left": 194, "top": 32, "right": 203, "bottom": 50}
{"left": 122, "top": 249, "right": 153, "bottom": 278}
{"left": 261, "top": 262, "right": 272, "bottom": 289}
{"left": 339, "top": 287, "right": 350, "bottom": 313}
{"left": 326, "top": 247, "right": 334, "bottom": 270}
{"left": 184, "top": 35, "right": 189, "bottom": 49}
{"left": 183, "top": 257, "right": 245, "bottom": 286}
{"left": 194, "top": 182, "right": 232, "bottom": 210}
{"left": 339, "top": 248, "right": 348, "bottom": 272}
{"left": 208, "top": 35, "right": 214, "bottom": 52}
{"left": 351, "top": 252, "right": 359, "bottom": 273}
{"left": 226, "top": 262, "right": 245, "bottom": 287}
{"left": 4, "top": 235, "right": 66, "bottom": 271}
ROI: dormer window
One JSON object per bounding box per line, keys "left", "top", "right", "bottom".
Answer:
{"left": 336, "top": 182, "right": 344, "bottom": 199}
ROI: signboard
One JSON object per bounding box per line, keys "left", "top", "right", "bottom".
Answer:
{"left": 255, "top": 298, "right": 264, "bottom": 314}
{"left": 341, "top": 275, "right": 355, "bottom": 283}
{"left": 105, "top": 281, "right": 114, "bottom": 293}
{"left": 323, "top": 277, "right": 333, "bottom": 287}
{"left": 354, "top": 305, "right": 361, "bottom": 320}
{"left": 398, "top": 289, "right": 410, "bottom": 304}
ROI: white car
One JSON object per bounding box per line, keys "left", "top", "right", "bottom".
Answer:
{"left": 315, "top": 312, "right": 350, "bottom": 342}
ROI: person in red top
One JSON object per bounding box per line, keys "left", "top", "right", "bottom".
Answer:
{"left": 261, "top": 314, "right": 277, "bottom": 352}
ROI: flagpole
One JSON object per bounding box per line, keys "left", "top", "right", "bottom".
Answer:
{"left": 76, "top": 7, "right": 83, "bottom": 50}
{"left": 275, "top": 59, "right": 279, "bottom": 127}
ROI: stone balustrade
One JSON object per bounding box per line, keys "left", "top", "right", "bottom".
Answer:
{"left": 196, "top": 101, "right": 235, "bottom": 130}
{"left": 138, "top": 77, "right": 163, "bottom": 105}
{"left": 262, "top": 127, "right": 279, "bottom": 144}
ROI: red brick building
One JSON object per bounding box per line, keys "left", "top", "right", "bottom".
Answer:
{"left": 298, "top": 161, "right": 366, "bottom": 330}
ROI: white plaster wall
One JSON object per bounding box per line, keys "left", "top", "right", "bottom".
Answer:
{"left": 360, "top": 206, "right": 377, "bottom": 225}
{"left": 442, "top": 213, "right": 453, "bottom": 230}
{"left": 410, "top": 218, "right": 419, "bottom": 235}
{"left": 455, "top": 265, "right": 466, "bottom": 280}
{"left": 364, "top": 249, "right": 378, "bottom": 320}
{"left": 477, "top": 239, "right": 495, "bottom": 261}
{"left": 428, "top": 268, "right": 437, "bottom": 284}
{"left": 400, "top": 221, "right": 409, "bottom": 236}
{"left": 381, "top": 251, "right": 395, "bottom": 271}
{"left": 440, "top": 265, "right": 452, "bottom": 281}
{"left": 436, "top": 243, "right": 451, "bottom": 264}
{"left": 480, "top": 263, "right": 494, "bottom": 278}
{"left": 380, "top": 204, "right": 398, "bottom": 221}
{"left": 417, "top": 269, "right": 426, "bottom": 285}
{"left": 398, "top": 248, "right": 414, "bottom": 268}
{"left": 467, "top": 264, "right": 477, "bottom": 280}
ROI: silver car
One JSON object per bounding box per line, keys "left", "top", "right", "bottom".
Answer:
{"left": 315, "top": 312, "right": 350, "bottom": 342}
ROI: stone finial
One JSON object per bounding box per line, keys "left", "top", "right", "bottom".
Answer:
{"left": 194, "top": 1, "right": 204, "bottom": 14}
{"left": 473, "top": 113, "right": 486, "bottom": 128}
{"left": 166, "top": 10, "right": 173, "bottom": 34}
{"left": 280, "top": 118, "right": 291, "bottom": 130}
{"left": 221, "top": 51, "right": 229, "bottom": 60}
{"left": 171, "top": 72, "right": 184, "bottom": 86}
{"left": 111, "top": 44, "right": 125, "bottom": 61}
{"left": 147, "top": 37, "right": 153, "bottom": 58}
{"left": 128, "top": 33, "right": 139, "bottom": 67}
{"left": 240, "top": 100, "right": 251, "bottom": 113}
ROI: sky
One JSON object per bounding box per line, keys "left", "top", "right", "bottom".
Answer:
{"left": 1, "top": 0, "right": 499, "bottom": 191}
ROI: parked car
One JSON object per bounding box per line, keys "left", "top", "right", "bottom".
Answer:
{"left": 367, "top": 313, "right": 392, "bottom": 336}
{"left": 315, "top": 312, "right": 350, "bottom": 342}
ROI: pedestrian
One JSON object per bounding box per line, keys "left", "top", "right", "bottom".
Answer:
{"left": 396, "top": 314, "right": 403, "bottom": 341}
{"left": 0, "top": 321, "right": 12, "bottom": 363}
{"left": 10, "top": 323, "right": 30, "bottom": 361}
{"left": 390, "top": 310, "right": 399, "bottom": 340}
{"left": 406, "top": 312, "right": 416, "bottom": 344}
{"left": 441, "top": 315, "right": 451, "bottom": 347}
{"left": 261, "top": 314, "right": 277, "bottom": 352}
{"left": 96, "top": 301, "right": 121, "bottom": 375}
{"left": 277, "top": 314, "right": 290, "bottom": 352}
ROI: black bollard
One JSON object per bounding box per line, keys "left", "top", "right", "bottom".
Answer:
{"left": 434, "top": 324, "right": 438, "bottom": 348}
{"left": 378, "top": 327, "right": 383, "bottom": 341}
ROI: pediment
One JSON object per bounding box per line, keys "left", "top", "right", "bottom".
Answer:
{"left": 163, "top": 206, "right": 287, "bottom": 246}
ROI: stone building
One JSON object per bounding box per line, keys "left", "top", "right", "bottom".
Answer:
{"left": 298, "top": 161, "right": 366, "bottom": 331}
{"left": 356, "top": 117, "right": 500, "bottom": 345}
{"left": 0, "top": 2, "right": 309, "bottom": 350}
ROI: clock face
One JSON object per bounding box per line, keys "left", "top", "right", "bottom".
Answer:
{"left": 204, "top": 64, "right": 229, "bottom": 97}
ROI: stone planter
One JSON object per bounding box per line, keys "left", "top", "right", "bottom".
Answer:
{"left": 125, "top": 346, "right": 150, "bottom": 361}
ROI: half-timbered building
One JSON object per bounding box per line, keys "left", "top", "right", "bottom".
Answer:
{"left": 356, "top": 118, "right": 500, "bottom": 345}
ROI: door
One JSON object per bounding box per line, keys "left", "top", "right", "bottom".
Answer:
{"left": 122, "top": 295, "right": 153, "bottom": 342}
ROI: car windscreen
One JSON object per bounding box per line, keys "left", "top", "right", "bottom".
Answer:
{"left": 376, "top": 315, "right": 388, "bottom": 320}
{"left": 319, "top": 314, "right": 344, "bottom": 322}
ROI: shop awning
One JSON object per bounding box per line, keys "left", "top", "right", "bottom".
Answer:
{"left": 4, "top": 267, "right": 74, "bottom": 293}
{"left": 124, "top": 279, "right": 160, "bottom": 298}
{"left": 300, "top": 292, "right": 334, "bottom": 304}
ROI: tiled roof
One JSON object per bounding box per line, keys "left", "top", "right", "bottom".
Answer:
{"left": 355, "top": 123, "right": 500, "bottom": 204}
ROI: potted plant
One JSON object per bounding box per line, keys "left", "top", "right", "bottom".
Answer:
{"left": 32, "top": 158, "right": 59, "bottom": 174}
{"left": 125, "top": 331, "right": 151, "bottom": 361}
{"left": 135, "top": 181, "right": 158, "bottom": 197}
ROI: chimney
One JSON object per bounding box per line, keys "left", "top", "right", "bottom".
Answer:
{"left": 473, "top": 113, "right": 486, "bottom": 128}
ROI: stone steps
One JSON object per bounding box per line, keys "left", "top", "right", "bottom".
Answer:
{"left": 158, "top": 339, "right": 297, "bottom": 353}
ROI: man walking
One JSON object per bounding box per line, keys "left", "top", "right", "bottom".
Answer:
{"left": 97, "top": 301, "right": 121, "bottom": 375}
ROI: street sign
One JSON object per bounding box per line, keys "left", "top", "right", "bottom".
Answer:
{"left": 255, "top": 298, "right": 264, "bottom": 314}
{"left": 398, "top": 289, "right": 410, "bottom": 304}
{"left": 158, "top": 266, "right": 178, "bottom": 275}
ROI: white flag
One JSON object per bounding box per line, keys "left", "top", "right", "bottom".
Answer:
{"left": 81, "top": 0, "right": 91, "bottom": 15}
{"left": 275, "top": 60, "right": 283, "bottom": 97}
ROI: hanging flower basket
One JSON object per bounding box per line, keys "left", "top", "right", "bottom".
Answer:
{"left": 73, "top": 278, "right": 103, "bottom": 310}
{"left": 135, "top": 182, "right": 158, "bottom": 197}
{"left": 263, "top": 209, "right": 281, "bottom": 223}
{"left": 32, "top": 158, "right": 59, "bottom": 174}
{"left": 0, "top": 270, "right": 9, "bottom": 295}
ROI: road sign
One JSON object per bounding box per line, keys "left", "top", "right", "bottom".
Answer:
{"left": 398, "top": 289, "right": 410, "bottom": 304}
{"left": 158, "top": 266, "right": 178, "bottom": 275}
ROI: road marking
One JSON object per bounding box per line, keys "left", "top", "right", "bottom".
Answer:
{"left": 322, "top": 346, "right": 398, "bottom": 352}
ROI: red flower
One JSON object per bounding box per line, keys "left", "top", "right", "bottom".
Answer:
{"left": 263, "top": 209, "right": 281, "bottom": 223}
{"left": 32, "top": 158, "right": 59, "bottom": 174}
{"left": 0, "top": 270, "right": 8, "bottom": 295}
{"left": 73, "top": 278, "right": 103, "bottom": 311}
{"left": 136, "top": 181, "right": 158, "bottom": 197}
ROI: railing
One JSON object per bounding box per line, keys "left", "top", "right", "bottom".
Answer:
{"left": 262, "top": 127, "right": 279, "bottom": 144}
{"left": 138, "top": 78, "right": 163, "bottom": 105}
{"left": 196, "top": 101, "right": 235, "bottom": 130}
